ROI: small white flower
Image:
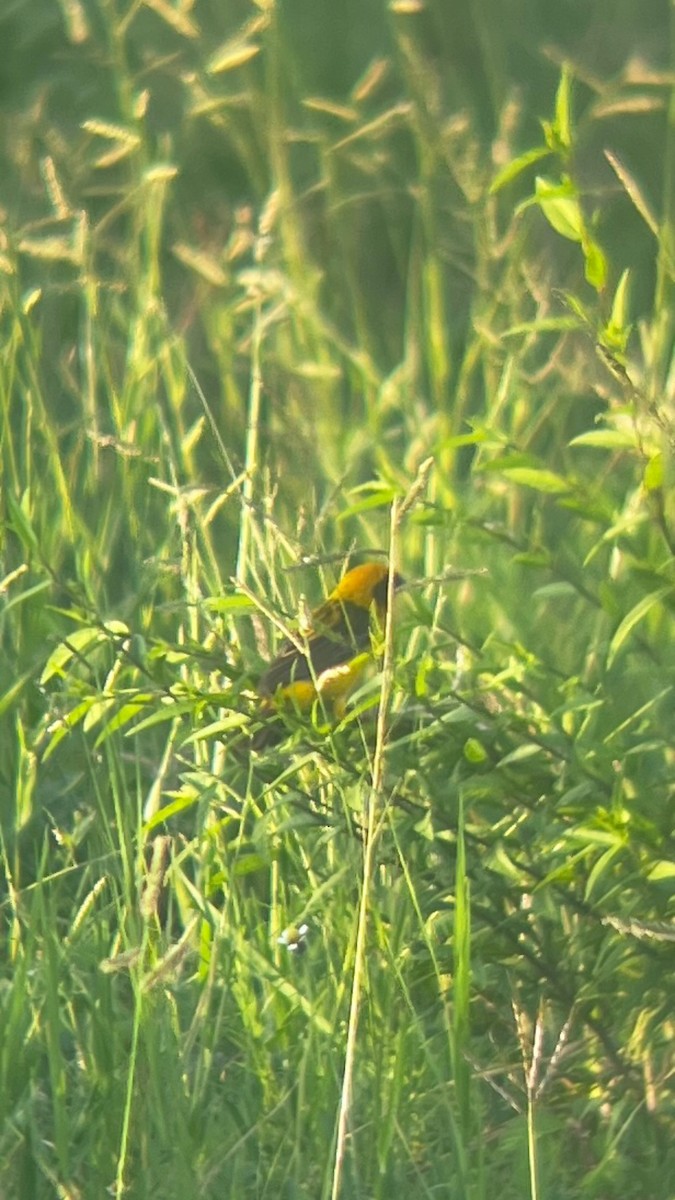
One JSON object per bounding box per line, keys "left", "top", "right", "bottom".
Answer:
{"left": 277, "top": 923, "right": 309, "bottom": 953}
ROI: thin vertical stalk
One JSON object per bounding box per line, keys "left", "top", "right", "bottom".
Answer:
{"left": 236, "top": 216, "right": 268, "bottom": 585}
{"left": 330, "top": 501, "right": 401, "bottom": 1200}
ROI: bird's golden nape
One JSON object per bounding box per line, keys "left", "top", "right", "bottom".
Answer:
{"left": 330, "top": 562, "right": 404, "bottom": 609}
{"left": 329, "top": 562, "right": 388, "bottom": 606}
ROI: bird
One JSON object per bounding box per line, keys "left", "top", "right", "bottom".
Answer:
{"left": 254, "top": 561, "right": 404, "bottom": 743}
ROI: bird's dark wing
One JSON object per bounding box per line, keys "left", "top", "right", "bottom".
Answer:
{"left": 258, "top": 600, "right": 372, "bottom": 695}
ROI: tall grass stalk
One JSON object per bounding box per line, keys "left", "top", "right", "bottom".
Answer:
{"left": 330, "top": 502, "right": 401, "bottom": 1200}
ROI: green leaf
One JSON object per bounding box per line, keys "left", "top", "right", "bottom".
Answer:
{"left": 582, "top": 234, "right": 608, "bottom": 291}
{"left": 604, "top": 268, "right": 631, "bottom": 351}
{"left": 441, "top": 429, "right": 490, "bottom": 449}
{"left": 553, "top": 65, "right": 573, "bottom": 151}
{"left": 125, "top": 700, "right": 201, "bottom": 736}
{"left": 647, "top": 860, "right": 675, "bottom": 882}
{"left": 585, "top": 844, "right": 623, "bottom": 902}
{"left": 0, "top": 669, "right": 35, "bottom": 717}
{"left": 463, "top": 737, "right": 487, "bottom": 763}
{"left": 41, "top": 699, "right": 98, "bottom": 761}
{"left": 40, "top": 621, "right": 129, "bottom": 684}
{"left": 480, "top": 452, "right": 536, "bottom": 473}
{"left": 561, "top": 291, "right": 594, "bottom": 328}
{"left": 143, "top": 791, "right": 201, "bottom": 833}
{"left": 541, "top": 67, "right": 574, "bottom": 155}
{"left": 6, "top": 489, "right": 39, "bottom": 553}
{"left": 204, "top": 594, "right": 257, "bottom": 613}
{"left": 95, "top": 698, "right": 155, "bottom": 744}
{"left": 489, "top": 145, "right": 551, "bottom": 194}
{"left": 183, "top": 713, "right": 250, "bottom": 743}
{"left": 644, "top": 452, "right": 664, "bottom": 491}
{"left": 411, "top": 508, "right": 448, "bottom": 527}
{"left": 338, "top": 490, "right": 398, "bottom": 518}
{"left": 607, "top": 585, "right": 673, "bottom": 667}
{"left": 84, "top": 696, "right": 117, "bottom": 733}
{"left": 497, "top": 743, "right": 543, "bottom": 766}
{"left": 565, "top": 826, "right": 623, "bottom": 848}
{"left": 569, "top": 429, "right": 635, "bottom": 449}
{"left": 233, "top": 853, "right": 269, "bottom": 877}
{"left": 531, "top": 582, "right": 578, "bottom": 600}
{"left": 499, "top": 467, "right": 571, "bottom": 494}
{"left": 0, "top": 579, "right": 51, "bottom": 618}
{"left": 535, "top": 176, "right": 583, "bottom": 242}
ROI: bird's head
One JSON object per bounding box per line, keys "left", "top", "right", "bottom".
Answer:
{"left": 331, "top": 562, "right": 405, "bottom": 614}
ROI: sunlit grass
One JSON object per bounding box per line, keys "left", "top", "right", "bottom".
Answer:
{"left": 1, "top": 0, "right": 674, "bottom": 1196}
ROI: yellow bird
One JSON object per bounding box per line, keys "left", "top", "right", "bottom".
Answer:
{"left": 255, "top": 562, "right": 403, "bottom": 740}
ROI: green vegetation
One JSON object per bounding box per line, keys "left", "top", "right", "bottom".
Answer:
{"left": 1, "top": 0, "right": 674, "bottom": 1196}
